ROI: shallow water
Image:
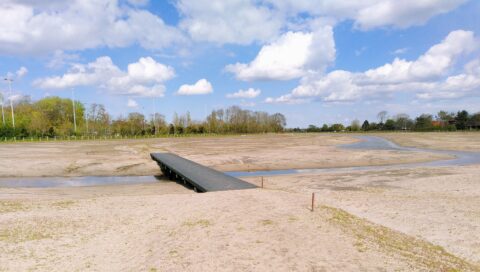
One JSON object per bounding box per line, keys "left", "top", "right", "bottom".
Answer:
{"left": 0, "top": 175, "right": 164, "bottom": 188}
{"left": 2, "top": 136, "right": 480, "bottom": 187}
{"left": 227, "top": 136, "right": 480, "bottom": 177}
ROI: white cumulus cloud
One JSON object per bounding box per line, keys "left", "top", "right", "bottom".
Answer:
{"left": 177, "top": 0, "right": 283, "bottom": 45}
{"left": 15, "top": 66, "right": 28, "bottom": 78}
{"left": 176, "top": 0, "right": 467, "bottom": 45}
{"left": 127, "top": 98, "right": 139, "bottom": 108}
{"left": 361, "top": 30, "right": 477, "bottom": 84}
{"left": 352, "top": 0, "right": 468, "bottom": 30}
{"left": 176, "top": 79, "right": 213, "bottom": 95}
{"left": 268, "top": 29, "right": 480, "bottom": 103}
{"left": 226, "top": 88, "right": 261, "bottom": 99}
{"left": 0, "top": 0, "right": 185, "bottom": 55}
{"left": 34, "top": 56, "right": 174, "bottom": 97}
{"left": 225, "top": 27, "right": 335, "bottom": 81}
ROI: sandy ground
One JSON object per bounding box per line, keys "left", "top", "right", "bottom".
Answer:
{"left": 1, "top": 132, "right": 480, "bottom": 271}
{"left": 243, "top": 165, "right": 480, "bottom": 264}
{"left": 0, "top": 134, "right": 452, "bottom": 177}
{"left": 1, "top": 188, "right": 477, "bottom": 271}
{"left": 380, "top": 132, "right": 480, "bottom": 151}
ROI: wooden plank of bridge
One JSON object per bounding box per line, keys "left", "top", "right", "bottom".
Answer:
{"left": 150, "top": 153, "right": 257, "bottom": 192}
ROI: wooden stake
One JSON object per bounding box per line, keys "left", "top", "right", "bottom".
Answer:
{"left": 261, "top": 177, "right": 264, "bottom": 188}
{"left": 311, "top": 192, "right": 315, "bottom": 212}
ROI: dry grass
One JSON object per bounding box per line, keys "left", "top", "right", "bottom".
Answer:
{"left": 0, "top": 223, "right": 53, "bottom": 243}
{"left": 259, "top": 219, "right": 275, "bottom": 226}
{"left": 51, "top": 200, "right": 76, "bottom": 209}
{"left": 0, "top": 201, "right": 26, "bottom": 213}
{"left": 182, "top": 219, "right": 212, "bottom": 228}
{"left": 322, "top": 205, "right": 479, "bottom": 271}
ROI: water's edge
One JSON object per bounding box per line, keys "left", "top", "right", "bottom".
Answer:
{"left": 227, "top": 136, "right": 480, "bottom": 177}
{"left": 1, "top": 136, "right": 479, "bottom": 188}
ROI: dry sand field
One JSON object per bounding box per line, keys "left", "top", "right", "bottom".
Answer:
{"left": 0, "top": 133, "right": 479, "bottom": 271}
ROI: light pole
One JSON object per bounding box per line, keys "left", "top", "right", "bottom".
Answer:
{"left": 4, "top": 78, "right": 14, "bottom": 129}
{"left": 153, "top": 97, "right": 157, "bottom": 135}
{"left": 84, "top": 103, "right": 89, "bottom": 136}
{"left": 142, "top": 106, "right": 146, "bottom": 131}
{"left": 0, "top": 92, "right": 5, "bottom": 126}
{"left": 71, "top": 89, "right": 77, "bottom": 134}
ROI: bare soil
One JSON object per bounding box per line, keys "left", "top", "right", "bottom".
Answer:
{"left": 379, "top": 132, "right": 480, "bottom": 151}
{"left": 0, "top": 134, "right": 452, "bottom": 177}
{"left": 1, "top": 133, "right": 479, "bottom": 271}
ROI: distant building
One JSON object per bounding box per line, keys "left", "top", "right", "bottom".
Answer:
{"left": 431, "top": 120, "right": 444, "bottom": 127}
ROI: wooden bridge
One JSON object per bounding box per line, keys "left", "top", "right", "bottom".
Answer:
{"left": 150, "top": 153, "right": 257, "bottom": 192}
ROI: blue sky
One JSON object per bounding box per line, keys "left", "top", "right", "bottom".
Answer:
{"left": 0, "top": 0, "right": 479, "bottom": 127}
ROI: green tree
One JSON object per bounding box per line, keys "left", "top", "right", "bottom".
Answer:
{"left": 455, "top": 110, "right": 469, "bottom": 130}
{"left": 350, "top": 119, "right": 360, "bottom": 131}
{"left": 384, "top": 119, "right": 395, "bottom": 130}
{"left": 361, "top": 120, "right": 370, "bottom": 131}
{"left": 415, "top": 114, "right": 433, "bottom": 131}
{"left": 330, "top": 123, "right": 345, "bottom": 132}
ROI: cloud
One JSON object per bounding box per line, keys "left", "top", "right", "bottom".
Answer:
{"left": 176, "top": 79, "right": 213, "bottom": 95}
{"left": 34, "top": 56, "right": 174, "bottom": 97}
{"left": 127, "top": 56, "right": 175, "bottom": 83}
{"left": 270, "top": 0, "right": 467, "bottom": 30}
{"left": 265, "top": 95, "right": 310, "bottom": 105}
{"left": 226, "top": 88, "right": 261, "bottom": 99}
{"left": 415, "top": 59, "right": 480, "bottom": 100}
{"left": 177, "top": 0, "right": 283, "bottom": 44}
{"left": 15, "top": 66, "right": 28, "bottom": 78}
{"left": 0, "top": 0, "right": 185, "bottom": 55}
{"left": 8, "top": 93, "right": 28, "bottom": 103}
{"left": 176, "top": 0, "right": 467, "bottom": 45}
{"left": 127, "top": 98, "right": 139, "bottom": 108}
{"left": 46, "top": 51, "right": 81, "bottom": 69}
{"left": 225, "top": 27, "right": 335, "bottom": 81}
{"left": 127, "top": 0, "right": 149, "bottom": 6}
{"left": 268, "top": 29, "right": 480, "bottom": 103}
{"left": 362, "top": 30, "right": 477, "bottom": 83}
{"left": 352, "top": 0, "right": 468, "bottom": 30}
{"left": 4, "top": 66, "right": 28, "bottom": 80}
{"left": 392, "top": 47, "right": 408, "bottom": 55}
{"left": 0, "top": 0, "right": 467, "bottom": 55}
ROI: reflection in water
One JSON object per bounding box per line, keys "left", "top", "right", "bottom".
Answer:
{"left": 227, "top": 136, "right": 480, "bottom": 177}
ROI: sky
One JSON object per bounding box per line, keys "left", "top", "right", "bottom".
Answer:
{"left": 0, "top": 0, "right": 479, "bottom": 127}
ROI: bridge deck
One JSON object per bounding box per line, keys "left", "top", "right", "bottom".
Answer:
{"left": 150, "top": 153, "right": 257, "bottom": 192}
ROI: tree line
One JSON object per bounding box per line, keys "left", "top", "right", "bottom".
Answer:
{"left": 0, "top": 97, "right": 286, "bottom": 138}
{"left": 293, "top": 110, "right": 480, "bottom": 133}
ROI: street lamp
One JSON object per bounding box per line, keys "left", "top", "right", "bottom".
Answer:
{"left": 153, "top": 97, "right": 157, "bottom": 135}
{"left": 142, "top": 106, "right": 146, "bottom": 131}
{"left": 0, "top": 92, "right": 5, "bottom": 126}
{"left": 71, "top": 89, "right": 77, "bottom": 134}
{"left": 84, "top": 102, "right": 89, "bottom": 136}
{"left": 4, "top": 78, "right": 15, "bottom": 129}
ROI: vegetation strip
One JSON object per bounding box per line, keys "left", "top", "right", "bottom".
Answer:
{"left": 322, "top": 205, "right": 479, "bottom": 271}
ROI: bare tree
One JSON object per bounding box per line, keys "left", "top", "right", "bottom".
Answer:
{"left": 377, "top": 111, "right": 388, "bottom": 124}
